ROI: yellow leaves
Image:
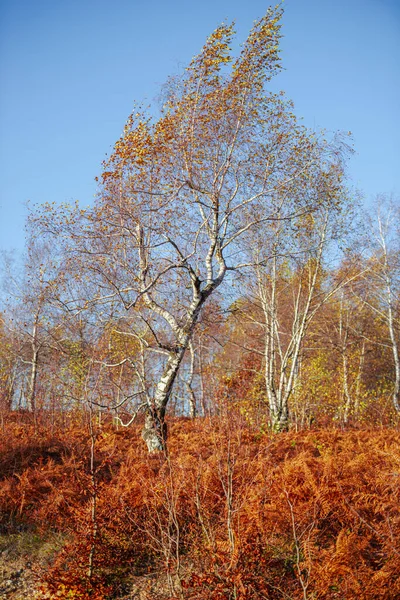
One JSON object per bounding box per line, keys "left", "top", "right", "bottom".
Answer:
{"left": 100, "top": 7, "right": 286, "bottom": 188}
{"left": 103, "top": 117, "right": 154, "bottom": 182}
{"left": 187, "top": 22, "right": 235, "bottom": 77}
{"left": 231, "top": 6, "right": 283, "bottom": 89}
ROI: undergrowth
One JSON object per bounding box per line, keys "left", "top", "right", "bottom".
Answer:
{"left": 0, "top": 414, "right": 399, "bottom": 599}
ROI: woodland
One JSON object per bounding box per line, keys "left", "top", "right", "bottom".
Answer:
{"left": 0, "top": 6, "right": 399, "bottom": 599}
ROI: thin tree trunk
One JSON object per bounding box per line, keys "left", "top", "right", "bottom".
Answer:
{"left": 354, "top": 339, "right": 366, "bottom": 417}
{"left": 28, "top": 321, "right": 39, "bottom": 413}
{"left": 386, "top": 279, "right": 400, "bottom": 413}
{"left": 342, "top": 352, "right": 352, "bottom": 424}
{"left": 198, "top": 342, "right": 207, "bottom": 417}
{"left": 379, "top": 216, "right": 400, "bottom": 413}
{"left": 187, "top": 342, "right": 197, "bottom": 418}
{"left": 142, "top": 350, "right": 184, "bottom": 452}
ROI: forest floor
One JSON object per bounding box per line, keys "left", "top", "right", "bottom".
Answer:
{"left": 0, "top": 531, "right": 58, "bottom": 599}
{"left": 0, "top": 532, "right": 177, "bottom": 599}
{"left": 0, "top": 414, "right": 399, "bottom": 599}
{"left": 0, "top": 553, "right": 36, "bottom": 599}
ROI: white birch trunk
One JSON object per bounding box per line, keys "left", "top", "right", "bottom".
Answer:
{"left": 137, "top": 223, "right": 226, "bottom": 451}
{"left": 378, "top": 212, "right": 400, "bottom": 413}
{"left": 261, "top": 215, "right": 329, "bottom": 431}
{"left": 28, "top": 320, "right": 39, "bottom": 413}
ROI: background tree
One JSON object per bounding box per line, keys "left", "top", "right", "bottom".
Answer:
{"left": 358, "top": 197, "right": 400, "bottom": 414}
{"left": 0, "top": 313, "right": 17, "bottom": 413}
{"left": 0, "top": 228, "right": 65, "bottom": 414}
{"left": 223, "top": 187, "right": 356, "bottom": 432}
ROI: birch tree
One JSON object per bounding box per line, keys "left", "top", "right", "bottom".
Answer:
{"left": 230, "top": 194, "right": 355, "bottom": 432}
{"left": 1, "top": 230, "right": 65, "bottom": 413}
{"left": 320, "top": 280, "right": 370, "bottom": 424}
{"left": 37, "top": 7, "right": 350, "bottom": 449}
{"left": 362, "top": 198, "right": 400, "bottom": 414}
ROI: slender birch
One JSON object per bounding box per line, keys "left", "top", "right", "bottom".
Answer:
{"left": 36, "top": 7, "right": 351, "bottom": 449}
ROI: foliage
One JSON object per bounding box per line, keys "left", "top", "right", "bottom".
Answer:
{"left": 0, "top": 413, "right": 399, "bottom": 598}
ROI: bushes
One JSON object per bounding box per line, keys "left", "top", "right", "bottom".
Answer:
{"left": 0, "top": 414, "right": 399, "bottom": 599}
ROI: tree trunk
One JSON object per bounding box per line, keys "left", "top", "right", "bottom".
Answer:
{"left": 28, "top": 348, "right": 38, "bottom": 413}
{"left": 354, "top": 339, "right": 366, "bottom": 417}
{"left": 386, "top": 285, "right": 400, "bottom": 413}
{"left": 342, "top": 352, "right": 352, "bottom": 424}
{"left": 27, "top": 319, "right": 39, "bottom": 413}
{"left": 142, "top": 350, "right": 184, "bottom": 452}
{"left": 186, "top": 341, "right": 197, "bottom": 418}
{"left": 378, "top": 211, "right": 400, "bottom": 414}
{"left": 142, "top": 409, "right": 168, "bottom": 453}
{"left": 270, "top": 402, "right": 289, "bottom": 432}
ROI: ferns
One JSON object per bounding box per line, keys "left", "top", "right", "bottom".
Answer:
{"left": 0, "top": 417, "right": 399, "bottom": 598}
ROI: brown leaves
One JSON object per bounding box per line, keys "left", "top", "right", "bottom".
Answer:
{"left": 1, "top": 417, "right": 400, "bottom": 598}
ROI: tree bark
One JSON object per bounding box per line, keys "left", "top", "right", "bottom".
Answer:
{"left": 27, "top": 320, "right": 39, "bottom": 413}
{"left": 270, "top": 401, "right": 290, "bottom": 432}
{"left": 142, "top": 350, "right": 183, "bottom": 452}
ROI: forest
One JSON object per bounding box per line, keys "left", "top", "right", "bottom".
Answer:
{"left": 0, "top": 6, "right": 399, "bottom": 599}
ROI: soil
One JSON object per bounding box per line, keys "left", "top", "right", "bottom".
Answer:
{"left": 0, "top": 555, "right": 40, "bottom": 599}
{"left": 0, "top": 538, "right": 178, "bottom": 599}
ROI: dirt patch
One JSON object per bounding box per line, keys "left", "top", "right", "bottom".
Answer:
{"left": 0, "top": 531, "right": 67, "bottom": 599}
{"left": 0, "top": 559, "right": 38, "bottom": 599}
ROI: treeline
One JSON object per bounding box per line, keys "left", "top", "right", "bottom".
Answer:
{"left": 0, "top": 5, "right": 399, "bottom": 445}
{"left": 0, "top": 196, "right": 399, "bottom": 433}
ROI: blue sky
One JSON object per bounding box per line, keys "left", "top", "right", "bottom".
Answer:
{"left": 1, "top": 0, "right": 399, "bottom": 256}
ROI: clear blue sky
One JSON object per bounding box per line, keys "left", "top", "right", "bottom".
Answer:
{"left": 1, "top": 0, "right": 399, "bottom": 256}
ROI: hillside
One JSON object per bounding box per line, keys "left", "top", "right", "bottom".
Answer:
{"left": 0, "top": 414, "right": 399, "bottom": 599}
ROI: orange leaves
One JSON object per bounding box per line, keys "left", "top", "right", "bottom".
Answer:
{"left": 100, "top": 6, "right": 286, "bottom": 192}
{"left": 1, "top": 416, "right": 399, "bottom": 598}
{"left": 186, "top": 22, "right": 235, "bottom": 80}
{"left": 231, "top": 6, "right": 283, "bottom": 93}
{"left": 103, "top": 116, "right": 153, "bottom": 183}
